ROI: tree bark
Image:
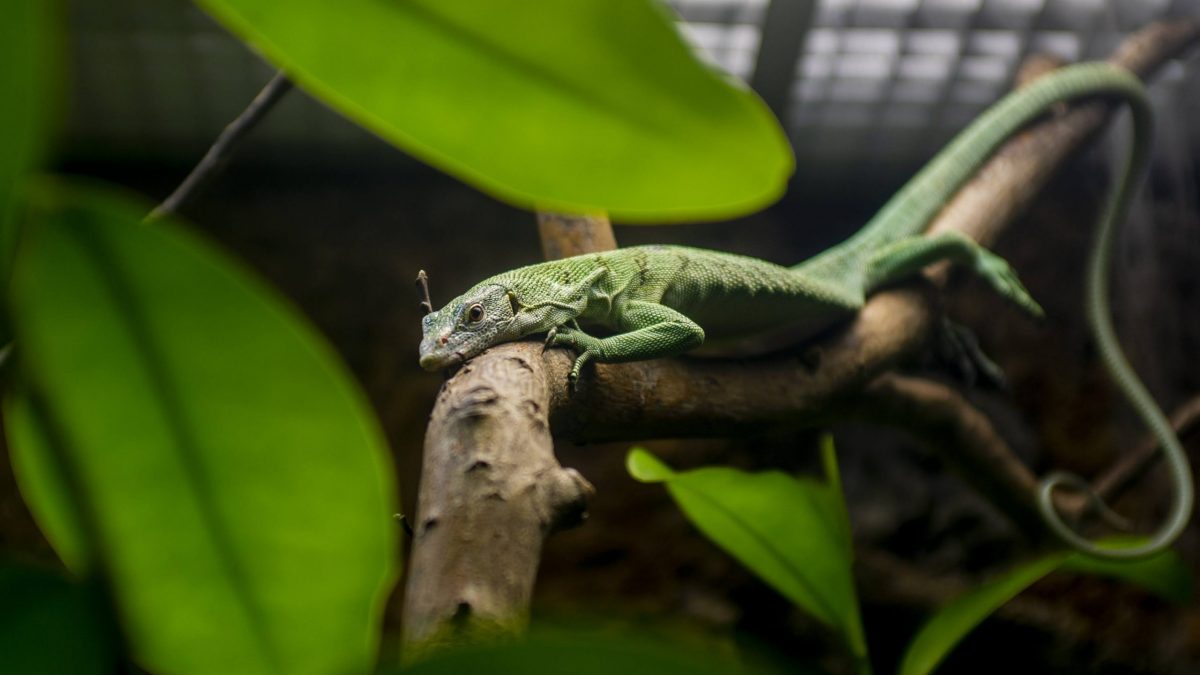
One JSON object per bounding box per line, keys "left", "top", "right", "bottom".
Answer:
{"left": 536, "top": 212, "right": 617, "bottom": 259}
{"left": 401, "top": 213, "right": 613, "bottom": 651}
{"left": 400, "top": 346, "right": 594, "bottom": 650}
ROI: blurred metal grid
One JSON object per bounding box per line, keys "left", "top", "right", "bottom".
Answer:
{"left": 62, "top": 0, "right": 1200, "bottom": 179}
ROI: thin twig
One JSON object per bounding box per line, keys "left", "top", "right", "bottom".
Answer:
{"left": 416, "top": 270, "right": 434, "bottom": 316}
{"left": 147, "top": 71, "right": 293, "bottom": 221}
{"left": 1090, "top": 395, "right": 1200, "bottom": 507}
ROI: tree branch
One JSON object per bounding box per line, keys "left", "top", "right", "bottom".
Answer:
{"left": 147, "top": 71, "right": 292, "bottom": 221}
{"left": 1089, "top": 395, "right": 1200, "bottom": 508}
{"left": 401, "top": 212, "right": 613, "bottom": 651}
{"left": 536, "top": 212, "right": 618, "bottom": 259}
{"left": 838, "top": 374, "right": 1048, "bottom": 535}
{"left": 400, "top": 349, "right": 594, "bottom": 651}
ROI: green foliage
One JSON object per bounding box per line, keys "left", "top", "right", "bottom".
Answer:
{"left": 899, "top": 544, "right": 1192, "bottom": 675}
{"left": 193, "top": 0, "right": 792, "bottom": 223}
{"left": 399, "top": 628, "right": 783, "bottom": 675}
{"left": 632, "top": 440, "right": 1195, "bottom": 675}
{"left": 0, "top": 0, "right": 56, "bottom": 270}
{"left": 627, "top": 439, "right": 867, "bottom": 665}
{"left": 1058, "top": 541, "right": 1193, "bottom": 604}
{"left": 6, "top": 181, "right": 399, "bottom": 675}
{"left": 897, "top": 556, "right": 1060, "bottom": 675}
{"left": 0, "top": 562, "right": 119, "bottom": 675}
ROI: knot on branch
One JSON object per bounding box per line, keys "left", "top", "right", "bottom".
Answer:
{"left": 539, "top": 467, "right": 595, "bottom": 533}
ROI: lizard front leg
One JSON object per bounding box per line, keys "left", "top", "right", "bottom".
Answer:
{"left": 547, "top": 300, "right": 705, "bottom": 382}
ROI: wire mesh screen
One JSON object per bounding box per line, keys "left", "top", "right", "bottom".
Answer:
{"left": 674, "top": 0, "right": 1200, "bottom": 179}
{"left": 64, "top": 0, "right": 1200, "bottom": 180}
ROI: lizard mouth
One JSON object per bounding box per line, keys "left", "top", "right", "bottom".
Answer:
{"left": 419, "top": 349, "right": 464, "bottom": 371}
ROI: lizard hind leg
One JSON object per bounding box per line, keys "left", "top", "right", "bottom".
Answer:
{"left": 865, "top": 231, "right": 1045, "bottom": 319}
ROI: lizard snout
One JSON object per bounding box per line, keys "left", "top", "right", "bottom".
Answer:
{"left": 418, "top": 352, "right": 440, "bottom": 370}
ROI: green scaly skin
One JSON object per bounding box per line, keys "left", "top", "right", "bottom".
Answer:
{"left": 419, "top": 62, "right": 1193, "bottom": 560}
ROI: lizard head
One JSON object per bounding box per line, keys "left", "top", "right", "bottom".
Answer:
{"left": 419, "top": 283, "right": 518, "bottom": 371}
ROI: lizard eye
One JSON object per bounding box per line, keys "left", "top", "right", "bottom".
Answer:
{"left": 467, "top": 304, "right": 485, "bottom": 323}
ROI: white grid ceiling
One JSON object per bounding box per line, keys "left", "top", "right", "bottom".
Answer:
{"left": 674, "top": 0, "right": 1200, "bottom": 171}
{"left": 64, "top": 0, "right": 1200, "bottom": 179}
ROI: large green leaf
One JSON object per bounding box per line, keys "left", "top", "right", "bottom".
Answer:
{"left": 627, "top": 438, "right": 867, "bottom": 663}
{"left": 899, "top": 544, "right": 1193, "bottom": 675}
{"left": 193, "top": 0, "right": 792, "bottom": 222}
{"left": 6, "top": 180, "right": 399, "bottom": 675}
{"left": 0, "top": 562, "right": 120, "bottom": 675}
{"left": 0, "top": 0, "right": 56, "bottom": 269}
{"left": 399, "top": 627, "right": 792, "bottom": 675}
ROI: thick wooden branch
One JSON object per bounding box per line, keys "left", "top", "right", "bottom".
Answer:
{"left": 402, "top": 213, "right": 612, "bottom": 651}
{"left": 401, "top": 351, "right": 594, "bottom": 649}
{"left": 547, "top": 284, "right": 938, "bottom": 440}
{"left": 402, "top": 19, "right": 1200, "bottom": 652}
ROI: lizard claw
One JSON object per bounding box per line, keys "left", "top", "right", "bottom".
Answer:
{"left": 568, "top": 351, "right": 593, "bottom": 390}
{"left": 543, "top": 326, "right": 558, "bottom": 351}
{"left": 544, "top": 324, "right": 601, "bottom": 388}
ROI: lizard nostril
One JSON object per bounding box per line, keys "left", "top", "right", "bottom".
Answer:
{"left": 439, "top": 335, "right": 448, "bottom": 345}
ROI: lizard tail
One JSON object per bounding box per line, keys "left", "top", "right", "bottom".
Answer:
{"left": 1035, "top": 70, "right": 1194, "bottom": 560}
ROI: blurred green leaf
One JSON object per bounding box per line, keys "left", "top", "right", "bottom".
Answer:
{"left": 400, "top": 627, "right": 789, "bottom": 675}
{"left": 899, "top": 544, "right": 1193, "bottom": 675}
{"left": 627, "top": 440, "right": 867, "bottom": 663}
{"left": 1059, "top": 542, "right": 1193, "bottom": 605}
{"left": 0, "top": 561, "right": 120, "bottom": 675}
{"left": 193, "top": 0, "right": 792, "bottom": 223}
{"left": 898, "top": 556, "right": 1061, "bottom": 675}
{"left": 0, "top": 0, "right": 57, "bottom": 269}
{"left": 6, "top": 180, "right": 399, "bottom": 675}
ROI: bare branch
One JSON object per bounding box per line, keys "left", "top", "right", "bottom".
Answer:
{"left": 401, "top": 350, "right": 594, "bottom": 649}
{"left": 1090, "top": 395, "right": 1200, "bottom": 508}
{"left": 416, "top": 270, "right": 434, "bottom": 316}
{"left": 147, "top": 71, "right": 293, "bottom": 221}
{"left": 536, "top": 212, "right": 618, "bottom": 259}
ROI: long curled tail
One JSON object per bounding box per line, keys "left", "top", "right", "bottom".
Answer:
{"left": 1035, "top": 64, "right": 1194, "bottom": 560}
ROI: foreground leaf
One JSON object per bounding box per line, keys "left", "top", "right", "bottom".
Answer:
{"left": 0, "top": 0, "right": 56, "bottom": 268}
{"left": 0, "top": 562, "right": 119, "bottom": 675}
{"left": 899, "top": 544, "right": 1193, "bottom": 675}
{"left": 627, "top": 440, "right": 866, "bottom": 662}
{"left": 400, "top": 627, "right": 791, "bottom": 675}
{"left": 194, "top": 0, "right": 792, "bottom": 222}
{"left": 7, "top": 181, "right": 399, "bottom": 675}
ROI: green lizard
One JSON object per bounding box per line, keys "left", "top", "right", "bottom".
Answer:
{"left": 418, "top": 62, "right": 1192, "bottom": 560}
